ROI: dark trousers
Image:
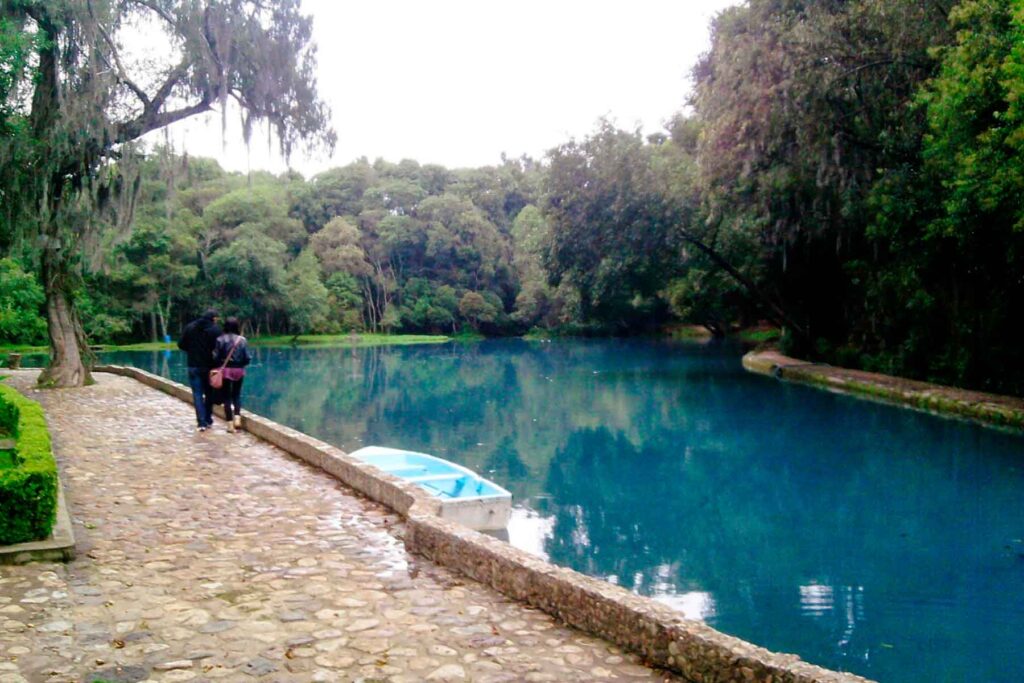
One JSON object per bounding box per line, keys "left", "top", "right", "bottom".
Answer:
{"left": 222, "top": 377, "right": 244, "bottom": 421}
{"left": 187, "top": 367, "right": 214, "bottom": 427}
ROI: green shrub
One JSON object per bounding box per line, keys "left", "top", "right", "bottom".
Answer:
{"left": 0, "top": 384, "right": 56, "bottom": 545}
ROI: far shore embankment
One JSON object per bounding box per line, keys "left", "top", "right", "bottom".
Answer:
{"left": 743, "top": 349, "right": 1024, "bottom": 432}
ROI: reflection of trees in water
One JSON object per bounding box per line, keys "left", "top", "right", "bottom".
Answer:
{"left": 481, "top": 436, "right": 530, "bottom": 499}
{"left": 110, "top": 340, "right": 1024, "bottom": 682}
{"left": 538, "top": 407, "right": 1024, "bottom": 679}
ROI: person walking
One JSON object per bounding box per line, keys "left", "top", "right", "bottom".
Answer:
{"left": 213, "top": 316, "right": 251, "bottom": 433}
{"left": 178, "top": 309, "right": 222, "bottom": 431}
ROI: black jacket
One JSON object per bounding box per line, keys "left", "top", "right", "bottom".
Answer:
{"left": 178, "top": 316, "right": 223, "bottom": 368}
{"left": 213, "top": 333, "right": 251, "bottom": 369}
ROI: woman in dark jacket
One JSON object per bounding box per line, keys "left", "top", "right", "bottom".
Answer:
{"left": 212, "top": 317, "right": 251, "bottom": 433}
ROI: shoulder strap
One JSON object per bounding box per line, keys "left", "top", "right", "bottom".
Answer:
{"left": 218, "top": 335, "right": 243, "bottom": 371}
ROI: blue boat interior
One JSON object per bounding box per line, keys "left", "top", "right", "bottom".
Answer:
{"left": 353, "top": 449, "right": 506, "bottom": 499}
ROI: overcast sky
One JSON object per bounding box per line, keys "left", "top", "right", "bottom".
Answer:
{"left": 153, "top": 0, "right": 740, "bottom": 176}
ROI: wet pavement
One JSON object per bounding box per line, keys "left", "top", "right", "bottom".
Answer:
{"left": 0, "top": 371, "right": 677, "bottom": 683}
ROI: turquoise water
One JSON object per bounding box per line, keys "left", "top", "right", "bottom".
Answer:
{"left": 92, "top": 339, "right": 1024, "bottom": 682}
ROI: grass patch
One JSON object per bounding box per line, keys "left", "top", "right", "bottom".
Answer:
{"left": 736, "top": 327, "right": 782, "bottom": 344}
{"left": 92, "top": 341, "right": 174, "bottom": 352}
{"left": 0, "top": 344, "right": 48, "bottom": 354}
{"left": 248, "top": 333, "right": 449, "bottom": 348}
{"left": 448, "top": 331, "right": 485, "bottom": 343}
{"left": 670, "top": 325, "right": 714, "bottom": 340}
{"left": 80, "top": 333, "right": 452, "bottom": 353}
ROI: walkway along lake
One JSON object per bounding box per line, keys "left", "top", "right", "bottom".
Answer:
{"left": 88, "top": 338, "right": 1024, "bottom": 682}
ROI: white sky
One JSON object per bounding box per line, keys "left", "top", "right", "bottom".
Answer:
{"left": 154, "top": 0, "right": 740, "bottom": 176}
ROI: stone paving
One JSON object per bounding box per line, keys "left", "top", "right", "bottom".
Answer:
{"left": 0, "top": 371, "right": 678, "bottom": 683}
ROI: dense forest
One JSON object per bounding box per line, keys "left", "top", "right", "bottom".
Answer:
{"left": 3, "top": 0, "right": 1024, "bottom": 394}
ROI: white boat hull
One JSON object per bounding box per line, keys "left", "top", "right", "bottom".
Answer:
{"left": 348, "top": 446, "right": 512, "bottom": 531}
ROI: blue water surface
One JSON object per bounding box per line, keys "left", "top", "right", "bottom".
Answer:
{"left": 91, "top": 338, "right": 1024, "bottom": 682}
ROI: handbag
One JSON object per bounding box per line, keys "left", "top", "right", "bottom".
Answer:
{"left": 209, "top": 336, "right": 242, "bottom": 389}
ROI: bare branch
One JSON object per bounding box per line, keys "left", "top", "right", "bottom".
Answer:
{"left": 827, "top": 58, "right": 930, "bottom": 89}
{"left": 146, "top": 61, "right": 189, "bottom": 113}
{"left": 128, "top": 0, "right": 179, "bottom": 29}
{"left": 115, "top": 97, "right": 213, "bottom": 145}
{"left": 87, "top": 0, "right": 150, "bottom": 107}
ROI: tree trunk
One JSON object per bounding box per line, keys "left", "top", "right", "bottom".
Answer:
{"left": 37, "top": 250, "right": 93, "bottom": 387}
{"left": 679, "top": 229, "right": 809, "bottom": 341}
{"left": 156, "top": 298, "right": 170, "bottom": 340}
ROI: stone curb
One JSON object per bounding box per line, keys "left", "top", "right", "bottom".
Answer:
{"left": 742, "top": 350, "right": 1024, "bottom": 432}
{"left": 94, "top": 364, "right": 873, "bottom": 683}
{"left": 0, "top": 474, "right": 76, "bottom": 565}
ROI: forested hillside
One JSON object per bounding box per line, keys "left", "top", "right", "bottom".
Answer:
{"left": 3, "top": 0, "right": 1024, "bottom": 394}
{"left": 73, "top": 155, "right": 546, "bottom": 340}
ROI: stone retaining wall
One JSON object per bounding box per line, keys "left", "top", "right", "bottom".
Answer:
{"left": 95, "top": 364, "right": 872, "bottom": 683}
{"left": 742, "top": 350, "right": 1024, "bottom": 431}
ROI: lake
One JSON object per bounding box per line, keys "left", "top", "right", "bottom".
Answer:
{"left": 88, "top": 338, "right": 1024, "bottom": 681}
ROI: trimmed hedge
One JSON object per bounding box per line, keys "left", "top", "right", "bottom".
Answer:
{"left": 0, "top": 384, "right": 57, "bottom": 544}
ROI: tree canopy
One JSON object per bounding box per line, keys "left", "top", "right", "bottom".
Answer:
{"left": 0, "top": 0, "right": 333, "bottom": 385}
{"left": 3, "top": 0, "right": 1024, "bottom": 395}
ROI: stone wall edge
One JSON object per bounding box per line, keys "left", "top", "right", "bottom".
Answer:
{"left": 741, "top": 351, "right": 1024, "bottom": 432}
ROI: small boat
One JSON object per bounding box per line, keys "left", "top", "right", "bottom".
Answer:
{"left": 348, "top": 446, "right": 512, "bottom": 531}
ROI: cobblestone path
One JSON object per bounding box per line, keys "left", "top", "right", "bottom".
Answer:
{"left": 0, "top": 371, "right": 677, "bottom": 683}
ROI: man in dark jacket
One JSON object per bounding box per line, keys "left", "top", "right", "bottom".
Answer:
{"left": 178, "top": 310, "right": 222, "bottom": 431}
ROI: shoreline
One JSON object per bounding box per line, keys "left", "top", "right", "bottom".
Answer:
{"left": 743, "top": 349, "right": 1024, "bottom": 432}
{"left": 1, "top": 333, "right": 452, "bottom": 358}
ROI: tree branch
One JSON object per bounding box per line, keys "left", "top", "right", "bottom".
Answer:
{"left": 147, "top": 61, "right": 189, "bottom": 113}
{"left": 115, "top": 97, "right": 213, "bottom": 145}
{"left": 679, "top": 228, "right": 809, "bottom": 339}
{"left": 88, "top": 0, "right": 151, "bottom": 107}
{"left": 827, "top": 58, "right": 930, "bottom": 90}
{"left": 128, "top": 0, "right": 179, "bottom": 29}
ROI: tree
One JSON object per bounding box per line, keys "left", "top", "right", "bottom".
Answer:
{"left": 309, "top": 216, "right": 370, "bottom": 276}
{"left": 282, "top": 249, "right": 329, "bottom": 335}
{"left": 542, "top": 122, "right": 693, "bottom": 330}
{"left": 0, "top": 258, "right": 46, "bottom": 345}
{"left": 0, "top": 0, "right": 334, "bottom": 386}
{"left": 204, "top": 185, "right": 307, "bottom": 256}
{"left": 399, "top": 278, "right": 459, "bottom": 333}
{"left": 692, "top": 0, "right": 951, "bottom": 349}
{"left": 291, "top": 161, "right": 374, "bottom": 231}
{"left": 112, "top": 215, "right": 199, "bottom": 341}
{"left": 458, "top": 291, "right": 498, "bottom": 330}
{"left": 363, "top": 177, "right": 427, "bottom": 215}
{"left": 510, "top": 204, "right": 550, "bottom": 287}
{"left": 665, "top": 269, "right": 744, "bottom": 337}
{"left": 509, "top": 204, "right": 565, "bottom": 329}
{"left": 416, "top": 193, "right": 512, "bottom": 296}
{"left": 863, "top": 0, "right": 1024, "bottom": 391}
{"left": 324, "top": 271, "right": 364, "bottom": 331}
{"left": 207, "top": 227, "right": 287, "bottom": 331}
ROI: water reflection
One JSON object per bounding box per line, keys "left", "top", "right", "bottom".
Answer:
{"left": 506, "top": 507, "right": 555, "bottom": 561}
{"left": 799, "top": 582, "right": 835, "bottom": 617}
{"left": 94, "top": 339, "right": 1024, "bottom": 682}
{"left": 654, "top": 590, "right": 717, "bottom": 622}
